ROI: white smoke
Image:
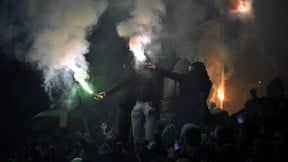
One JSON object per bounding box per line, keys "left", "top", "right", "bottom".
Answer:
{"left": 117, "top": 0, "right": 165, "bottom": 38}
{"left": 168, "top": 0, "right": 209, "bottom": 59}
{"left": 116, "top": 0, "right": 166, "bottom": 66}
{"left": 0, "top": 0, "right": 107, "bottom": 108}
{"left": 215, "top": 0, "right": 254, "bottom": 21}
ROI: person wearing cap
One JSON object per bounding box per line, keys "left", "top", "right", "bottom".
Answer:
{"left": 145, "top": 61, "right": 212, "bottom": 131}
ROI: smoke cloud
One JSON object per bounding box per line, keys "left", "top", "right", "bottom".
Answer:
{"left": 166, "top": 0, "right": 212, "bottom": 59}
{"left": 215, "top": 0, "right": 254, "bottom": 21}
{"left": 116, "top": 0, "right": 166, "bottom": 66}
{"left": 0, "top": 0, "right": 107, "bottom": 107}
{"left": 117, "top": 0, "right": 165, "bottom": 38}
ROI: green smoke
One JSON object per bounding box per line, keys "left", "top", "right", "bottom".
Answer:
{"left": 78, "top": 79, "right": 94, "bottom": 94}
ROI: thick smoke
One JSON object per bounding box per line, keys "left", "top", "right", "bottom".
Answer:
{"left": 215, "top": 0, "right": 254, "bottom": 21}
{"left": 215, "top": 0, "right": 241, "bottom": 12}
{"left": 116, "top": 0, "right": 166, "bottom": 66}
{"left": 0, "top": 0, "right": 107, "bottom": 108}
{"left": 117, "top": 0, "right": 165, "bottom": 38}
{"left": 166, "top": 0, "right": 212, "bottom": 59}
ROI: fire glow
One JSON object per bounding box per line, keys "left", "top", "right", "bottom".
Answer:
{"left": 230, "top": 0, "right": 253, "bottom": 17}
{"left": 217, "top": 88, "right": 224, "bottom": 102}
{"left": 217, "top": 68, "right": 225, "bottom": 109}
{"left": 129, "top": 35, "right": 151, "bottom": 62}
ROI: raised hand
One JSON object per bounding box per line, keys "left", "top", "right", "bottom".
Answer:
{"left": 144, "top": 61, "right": 156, "bottom": 70}
{"left": 93, "top": 91, "right": 106, "bottom": 100}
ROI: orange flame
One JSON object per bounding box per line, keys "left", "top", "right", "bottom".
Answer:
{"left": 239, "top": 3, "right": 248, "bottom": 13}
{"left": 217, "top": 68, "right": 225, "bottom": 109}
{"left": 217, "top": 88, "right": 224, "bottom": 101}
{"left": 229, "top": 0, "right": 253, "bottom": 16}
{"left": 129, "top": 35, "right": 150, "bottom": 62}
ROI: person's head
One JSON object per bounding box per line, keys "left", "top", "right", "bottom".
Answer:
{"left": 161, "top": 124, "right": 179, "bottom": 148}
{"left": 191, "top": 61, "right": 206, "bottom": 71}
{"left": 209, "top": 102, "right": 217, "bottom": 109}
{"left": 249, "top": 88, "right": 257, "bottom": 97}
{"left": 70, "top": 157, "right": 82, "bottom": 162}
{"left": 180, "top": 123, "right": 201, "bottom": 147}
{"left": 266, "top": 77, "right": 285, "bottom": 99}
{"left": 188, "top": 61, "right": 207, "bottom": 76}
{"left": 212, "top": 126, "right": 235, "bottom": 146}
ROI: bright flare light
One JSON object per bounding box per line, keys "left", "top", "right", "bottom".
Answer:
{"left": 78, "top": 79, "right": 93, "bottom": 94}
{"left": 239, "top": 3, "right": 248, "bottom": 13}
{"left": 129, "top": 35, "right": 151, "bottom": 62}
{"left": 66, "top": 61, "right": 94, "bottom": 95}
{"left": 229, "top": 0, "right": 253, "bottom": 19}
{"left": 217, "top": 88, "right": 224, "bottom": 101}
{"left": 217, "top": 68, "right": 225, "bottom": 109}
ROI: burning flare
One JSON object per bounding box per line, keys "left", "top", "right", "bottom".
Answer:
{"left": 64, "top": 59, "right": 103, "bottom": 99}
{"left": 129, "top": 34, "right": 151, "bottom": 63}
{"left": 65, "top": 61, "right": 93, "bottom": 94}
{"left": 229, "top": 0, "right": 253, "bottom": 19}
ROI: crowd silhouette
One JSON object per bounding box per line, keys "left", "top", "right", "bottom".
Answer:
{"left": 2, "top": 76, "right": 288, "bottom": 162}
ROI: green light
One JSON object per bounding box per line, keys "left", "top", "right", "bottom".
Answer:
{"left": 78, "top": 79, "right": 94, "bottom": 94}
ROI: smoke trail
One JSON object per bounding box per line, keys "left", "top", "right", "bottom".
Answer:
{"left": 0, "top": 0, "right": 107, "bottom": 108}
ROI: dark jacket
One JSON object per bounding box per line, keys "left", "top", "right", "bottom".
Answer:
{"left": 155, "top": 66, "right": 212, "bottom": 125}
{"left": 106, "top": 65, "right": 163, "bottom": 110}
{"left": 156, "top": 67, "right": 211, "bottom": 102}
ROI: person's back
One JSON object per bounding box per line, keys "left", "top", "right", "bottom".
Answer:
{"left": 145, "top": 61, "right": 212, "bottom": 130}
{"left": 160, "top": 57, "right": 190, "bottom": 122}
{"left": 133, "top": 67, "right": 163, "bottom": 104}
{"left": 176, "top": 62, "right": 212, "bottom": 127}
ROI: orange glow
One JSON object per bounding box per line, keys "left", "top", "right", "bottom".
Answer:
{"left": 129, "top": 35, "right": 150, "bottom": 62}
{"left": 217, "top": 68, "right": 225, "bottom": 109}
{"left": 229, "top": 0, "right": 253, "bottom": 16}
{"left": 129, "top": 35, "right": 141, "bottom": 49}
{"left": 206, "top": 61, "right": 225, "bottom": 109}
{"left": 217, "top": 88, "right": 224, "bottom": 101}
{"left": 239, "top": 3, "right": 248, "bottom": 13}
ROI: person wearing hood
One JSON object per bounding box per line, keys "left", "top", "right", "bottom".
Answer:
{"left": 145, "top": 61, "right": 212, "bottom": 131}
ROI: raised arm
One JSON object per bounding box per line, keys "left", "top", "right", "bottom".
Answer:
{"left": 145, "top": 61, "right": 185, "bottom": 82}
{"left": 94, "top": 70, "right": 133, "bottom": 100}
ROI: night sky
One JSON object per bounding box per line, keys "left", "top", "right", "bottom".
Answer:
{"left": 0, "top": 0, "right": 288, "bottom": 146}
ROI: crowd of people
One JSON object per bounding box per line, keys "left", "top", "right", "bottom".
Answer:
{"left": 2, "top": 59, "right": 288, "bottom": 162}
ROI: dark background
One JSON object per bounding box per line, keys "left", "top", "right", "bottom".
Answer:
{"left": 0, "top": 0, "right": 287, "bottom": 147}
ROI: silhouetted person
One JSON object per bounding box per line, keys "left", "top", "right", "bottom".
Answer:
{"left": 145, "top": 61, "right": 212, "bottom": 131}
{"left": 209, "top": 102, "right": 222, "bottom": 114}
{"left": 95, "top": 52, "right": 163, "bottom": 150}
{"left": 258, "top": 77, "right": 285, "bottom": 125}
{"left": 244, "top": 88, "right": 261, "bottom": 124}
{"left": 266, "top": 77, "right": 285, "bottom": 100}
{"left": 157, "top": 55, "right": 191, "bottom": 124}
